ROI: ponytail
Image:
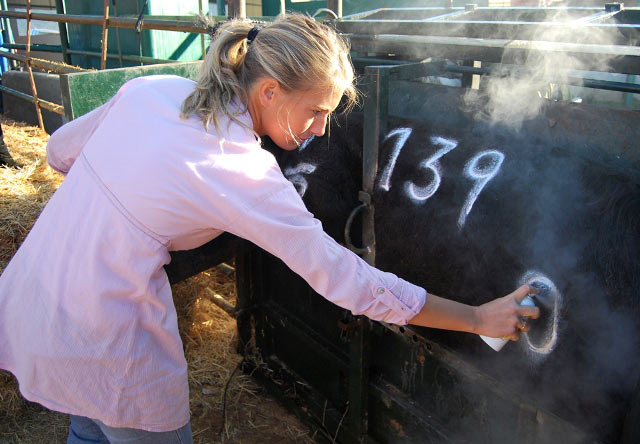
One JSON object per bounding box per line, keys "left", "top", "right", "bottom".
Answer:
{"left": 181, "top": 14, "right": 357, "bottom": 134}
{"left": 181, "top": 17, "right": 255, "bottom": 133}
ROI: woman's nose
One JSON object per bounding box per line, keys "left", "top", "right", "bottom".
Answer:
{"left": 310, "top": 115, "right": 327, "bottom": 137}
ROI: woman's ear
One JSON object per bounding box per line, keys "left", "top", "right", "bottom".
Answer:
{"left": 257, "top": 78, "right": 280, "bottom": 108}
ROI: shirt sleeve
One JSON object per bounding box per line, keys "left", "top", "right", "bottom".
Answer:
{"left": 222, "top": 183, "right": 427, "bottom": 325}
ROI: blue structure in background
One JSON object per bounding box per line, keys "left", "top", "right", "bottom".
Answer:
{"left": 0, "top": 32, "right": 8, "bottom": 74}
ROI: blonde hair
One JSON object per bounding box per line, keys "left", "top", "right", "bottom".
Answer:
{"left": 181, "top": 13, "right": 357, "bottom": 134}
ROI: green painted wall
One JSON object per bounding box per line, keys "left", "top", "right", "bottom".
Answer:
{"left": 63, "top": 0, "right": 209, "bottom": 70}
{"left": 60, "top": 61, "right": 202, "bottom": 120}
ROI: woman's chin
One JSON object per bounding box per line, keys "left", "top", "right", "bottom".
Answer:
{"left": 279, "top": 139, "right": 302, "bottom": 151}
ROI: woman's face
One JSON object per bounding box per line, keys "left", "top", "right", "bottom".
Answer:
{"left": 257, "top": 83, "right": 344, "bottom": 151}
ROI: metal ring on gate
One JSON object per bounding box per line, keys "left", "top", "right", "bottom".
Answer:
{"left": 344, "top": 203, "right": 372, "bottom": 255}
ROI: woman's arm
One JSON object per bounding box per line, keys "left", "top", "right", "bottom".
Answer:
{"left": 409, "top": 284, "right": 540, "bottom": 341}
{"left": 47, "top": 100, "right": 115, "bottom": 175}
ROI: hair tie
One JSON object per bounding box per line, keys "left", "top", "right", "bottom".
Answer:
{"left": 247, "top": 26, "right": 261, "bottom": 44}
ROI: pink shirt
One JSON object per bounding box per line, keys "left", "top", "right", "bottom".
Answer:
{"left": 0, "top": 75, "right": 426, "bottom": 432}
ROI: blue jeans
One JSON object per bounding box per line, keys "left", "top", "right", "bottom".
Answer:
{"left": 67, "top": 415, "right": 193, "bottom": 444}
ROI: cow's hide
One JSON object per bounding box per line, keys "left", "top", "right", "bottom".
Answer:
{"left": 264, "top": 110, "right": 640, "bottom": 442}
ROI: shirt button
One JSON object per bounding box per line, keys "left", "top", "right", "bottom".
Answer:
{"left": 377, "top": 287, "right": 385, "bottom": 295}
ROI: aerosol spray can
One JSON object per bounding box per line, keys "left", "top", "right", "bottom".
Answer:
{"left": 480, "top": 295, "right": 536, "bottom": 352}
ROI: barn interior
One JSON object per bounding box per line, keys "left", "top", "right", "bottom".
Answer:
{"left": 0, "top": 1, "right": 639, "bottom": 443}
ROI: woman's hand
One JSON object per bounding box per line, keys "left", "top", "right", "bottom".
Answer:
{"left": 474, "top": 284, "right": 540, "bottom": 341}
{"left": 408, "top": 284, "right": 539, "bottom": 340}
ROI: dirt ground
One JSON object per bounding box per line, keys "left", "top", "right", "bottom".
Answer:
{"left": 0, "top": 116, "right": 315, "bottom": 444}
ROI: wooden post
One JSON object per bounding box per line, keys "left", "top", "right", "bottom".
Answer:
{"left": 228, "top": 0, "right": 246, "bottom": 18}
{"left": 327, "top": 0, "right": 342, "bottom": 18}
{"left": 100, "top": 0, "right": 110, "bottom": 70}
{"left": 199, "top": 0, "right": 205, "bottom": 59}
{"left": 25, "top": 0, "right": 45, "bottom": 131}
{"left": 111, "top": 0, "right": 124, "bottom": 67}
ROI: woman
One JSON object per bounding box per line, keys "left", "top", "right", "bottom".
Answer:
{"left": 0, "top": 14, "right": 538, "bottom": 444}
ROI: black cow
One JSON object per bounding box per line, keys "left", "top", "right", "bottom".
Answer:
{"left": 266, "top": 108, "right": 640, "bottom": 443}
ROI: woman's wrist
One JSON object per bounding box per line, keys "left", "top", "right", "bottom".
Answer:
{"left": 408, "top": 293, "right": 482, "bottom": 334}
{"left": 469, "top": 305, "right": 482, "bottom": 335}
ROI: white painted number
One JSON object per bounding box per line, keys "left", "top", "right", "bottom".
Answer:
{"left": 298, "top": 135, "right": 315, "bottom": 152}
{"left": 289, "top": 127, "right": 505, "bottom": 229}
{"left": 284, "top": 163, "right": 317, "bottom": 197}
{"left": 404, "top": 136, "right": 459, "bottom": 203}
{"left": 520, "top": 271, "right": 561, "bottom": 357}
{"left": 379, "top": 128, "right": 412, "bottom": 192}
{"left": 458, "top": 150, "right": 504, "bottom": 228}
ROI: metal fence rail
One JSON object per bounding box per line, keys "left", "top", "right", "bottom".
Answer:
{"left": 0, "top": 1, "right": 236, "bottom": 128}
{"left": 0, "top": 0, "right": 290, "bottom": 128}
{"left": 0, "top": 1, "right": 637, "bottom": 129}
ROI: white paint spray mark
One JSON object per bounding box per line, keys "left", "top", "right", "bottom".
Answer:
{"left": 404, "top": 136, "right": 459, "bottom": 203}
{"left": 298, "top": 135, "right": 315, "bottom": 152}
{"left": 520, "top": 271, "right": 562, "bottom": 357}
{"left": 458, "top": 150, "right": 504, "bottom": 228}
{"left": 378, "top": 128, "right": 412, "bottom": 191}
{"left": 283, "top": 163, "right": 317, "bottom": 197}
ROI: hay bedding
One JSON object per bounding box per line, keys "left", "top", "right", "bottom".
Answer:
{"left": 0, "top": 116, "right": 314, "bottom": 443}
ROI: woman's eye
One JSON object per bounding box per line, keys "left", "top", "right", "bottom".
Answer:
{"left": 312, "top": 110, "right": 321, "bottom": 116}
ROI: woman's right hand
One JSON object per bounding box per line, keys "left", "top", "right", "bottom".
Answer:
{"left": 474, "top": 284, "right": 540, "bottom": 341}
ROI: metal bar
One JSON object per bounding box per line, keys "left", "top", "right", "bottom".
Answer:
{"left": 100, "top": 0, "right": 110, "bottom": 70}
{"left": 359, "top": 58, "right": 640, "bottom": 94}
{"left": 341, "top": 64, "right": 395, "bottom": 443}
{"left": 1, "top": 0, "right": 17, "bottom": 69}
{"left": 218, "top": 262, "right": 236, "bottom": 276}
{"left": 348, "top": 34, "right": 640, "bottom": 76}
{"left": 54, "top": 0, "right": 71, "bottom": 65}
{"left": 25, "top": 0, "right": 45, "bottom": 131}
{"left": 446, "top": 64, "right": 640, "bottom": 93}
{"left": 0, "top": 43, "right": 169, "bottom": 68}
{"left": 0, "top": 85, "right": 65, "bottom": 115}
{"left": 0, "top": 11, "right": 208, "bottom": 34}
{"left": 361, "top": 66, "right": 389, "bottom": 267}
{"left": 204, "top": 288, "right": 236, "bottom": 317}
{"left": 334, "top": 19, "right": 640, "bottom": 45}
{"left": 460, "top": 59, "right": 474, "bottom": 88}
{"left": 564, "top": 75, "right": 637, "bottom": 94}
{"left": 349, "top": 33, "right": 640, "bottom": 59}
{"left": 347, "top": 317, "right": 370, "bottom": 442}
{"left": 0, "top": 51, "right": 85, "bottom": 74}
{"left": 65, "top": 49, "right": 176, "bottom": 66}
{"left": 626, "top": 74, "right": 637, "bottom": 107}
{"left": 351, "top": 56, "right": 413, "bottom": 66}
{"left": 2, "top": 42, "right": 63, "bottom": 52}
{"left": 387, "top": 60, "right": 447, "bottom": 80}
{"left": 563, "top": 77, "right": 640, "bottom": 94}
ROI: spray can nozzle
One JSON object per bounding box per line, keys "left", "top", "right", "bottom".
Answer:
{"left": 480, "top": 295, "right": 536, "bottom": 352}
